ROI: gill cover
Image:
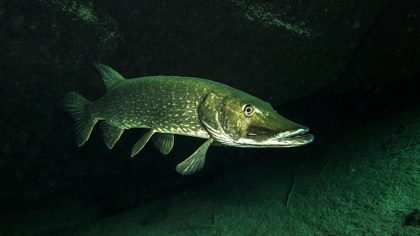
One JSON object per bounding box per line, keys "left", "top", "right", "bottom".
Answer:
{"left": 198, "top": 92, "right": 235, "bottom": 145}
{"left": 197, "top": 91, "right": 256, "bottom": 145}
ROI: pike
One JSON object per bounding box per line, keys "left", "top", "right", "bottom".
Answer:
{"left": 63, "top": 64, "right": 314, "bottom": 175}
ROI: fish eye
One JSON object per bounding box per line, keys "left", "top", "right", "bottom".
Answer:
{"left": 242, "top": 104, "right": 254, "bottom": 117}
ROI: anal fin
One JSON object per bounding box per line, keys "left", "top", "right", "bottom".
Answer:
{"left": 131, "top": 129, "right": 155, "bottom": 157}
{"left": 101, "top": 123, "right": 124, "bottom": 149}
{"left": 176, "top": 138, "right": 213, "bottom": 175}
{"left": 153, "top": 134, "right": 174, "bottom": 155}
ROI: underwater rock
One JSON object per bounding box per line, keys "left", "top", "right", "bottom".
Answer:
{"left": 0, "top": 0, "right": 120, "bottom": 69}
{"left": 0, "top": 0, "right": 120, "bottom": 206}
{"left": 105, "top": 0, "right": 418, "bottom": 104}
{"left": 229, "top": 0, "right": 314, "bottom": 38}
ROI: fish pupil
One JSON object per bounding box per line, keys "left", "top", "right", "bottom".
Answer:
{"left": 243, "top": 104, "right": 254, "bottom": 116}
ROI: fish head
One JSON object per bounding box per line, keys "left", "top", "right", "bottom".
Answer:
{"left": 199, "top": 91, "right": 314, "bottom": 147}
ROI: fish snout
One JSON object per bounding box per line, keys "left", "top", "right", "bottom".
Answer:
{"left": 275, "top": 126, "right": 314, "bottom": 146}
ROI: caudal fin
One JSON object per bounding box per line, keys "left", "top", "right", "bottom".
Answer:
{"left": 63, "top": 92, "right": 97, "bottom": 147}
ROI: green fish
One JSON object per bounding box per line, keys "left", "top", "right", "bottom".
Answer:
{"left": 63, "top": 64, "right": 314, "bottom": 175}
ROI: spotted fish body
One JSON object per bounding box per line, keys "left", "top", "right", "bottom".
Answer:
{"left": 94, "top": 76, "right": 212, "bottom": 138}
{"left": 64, "top": 64, "right": 314, "bottom": 175}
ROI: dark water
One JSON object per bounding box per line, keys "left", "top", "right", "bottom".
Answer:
{"left": 0, "top": 0, "right": 419, "bottom": 235}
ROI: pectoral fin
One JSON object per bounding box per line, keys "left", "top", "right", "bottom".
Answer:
{"left": 175, "top": 138, "right": 213, "bottom": 175}
{"left": 153, "top": 134, "right": 174, "bottom": 155}
{"left": 131, "top": 129, "right": 155, "bottom": 157}
{"left": 101, "top": 123, "right": 124, "bottom": 149}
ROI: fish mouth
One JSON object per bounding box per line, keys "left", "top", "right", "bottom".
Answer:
{"left": 241, "top": 127, "right": 314, "bottom": 148}
{"left": 273, "top": 127, "right": 314, "bottom": 147}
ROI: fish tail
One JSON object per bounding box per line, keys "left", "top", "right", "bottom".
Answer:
{"left": 63, "top": 92, "right": 97, "bottom": 147}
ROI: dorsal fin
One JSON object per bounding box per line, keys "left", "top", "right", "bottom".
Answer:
{"left": 94, "top": 63, "right": 125, "bottom": 90}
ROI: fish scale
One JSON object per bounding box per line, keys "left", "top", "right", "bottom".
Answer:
{"left": 93, "top": 76, "right": 210, "bottom": 137}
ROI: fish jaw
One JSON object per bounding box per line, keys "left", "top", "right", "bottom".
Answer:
{"left": 234, "top": 127, "right": 314, "bottom": 148}
{"left": 268, "top": 127, "right": 314, "bottom": 147}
